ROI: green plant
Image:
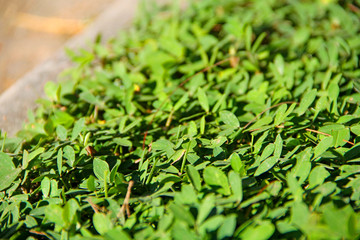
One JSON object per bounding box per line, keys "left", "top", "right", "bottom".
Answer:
{"left": 1, "top": 0, "right": 360, "bottom": 239}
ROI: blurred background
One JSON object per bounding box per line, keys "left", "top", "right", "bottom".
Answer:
{"left": 0, "top": 0, "right": 114, "bottom": 94}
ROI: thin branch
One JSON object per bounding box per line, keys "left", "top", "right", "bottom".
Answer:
{"left": 243, "top": 101, "right": 298, "bottom": 130}
{"left": 305, "top": 128, "right": 355, "bottom": 146}
{"left": 120, "top": 180, "right": 134, "bottom": 218}
{"left": 88, "top": 198, "right": 101, "bottom": 213}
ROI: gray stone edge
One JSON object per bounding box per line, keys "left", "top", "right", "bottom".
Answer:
{"left": 0, "top": 0, "right": 140, "bottom": 136}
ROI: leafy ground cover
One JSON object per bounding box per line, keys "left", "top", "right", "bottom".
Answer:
{"left": 1, "top": 0, "right": 360, "bottom": 239}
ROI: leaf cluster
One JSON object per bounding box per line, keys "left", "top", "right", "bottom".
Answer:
{"left": 1, "top": 0, "right": 360, "bottom": 239}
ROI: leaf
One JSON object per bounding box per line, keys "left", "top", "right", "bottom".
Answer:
{"left": 56, "top": 125, "right": 68, "bottom": 141}
{"left": 203, "top": 166, "right": 231, "bottom": 195}
{"left": 239, "top": 221, "right": 275, "bottom": 240}
{"left": 113, "top": 138, "right": 132, "bottom": 147}
{"left": 297, "top": 89, "right": 317, "bottom": 116}
{"left": 41, "top": 177, "right": 51, "bottom": 198}
{"left": 313, "top": 136, "right": 333, "bottom": 159}
{"left": 274, "top": 104, "right": 287, "bottom": 126}
{"left": 79, "top": 91, "right": 102, "bottom": 107}
{"left": 45, "top": 204, "right": 65, "bottom": 228}
{"left": 197, "top": 87, "right": 209, "bottom": 113}
{"left": 229, "top": 153, "right": 245, "bottom": 176}
{"left": 197, "top": 194, "right": 215, "bottom": 225}
{"left": 44, "top": 81, "right": 60, "bottom": 101}
{"left": 188, "top": 121, "right": 198, "bottom": 137}
{"left": 63, "top": 145, "right": 75, "bottom": 167}
{"left": 328, "top": 82, "right": 340, "bottom": 101}
{"left": 274, "top": 54, "right": 285, "bottom": 75}
{"left": 200, "top": 115, "right": 205, "bottom": 134}
{"left": 63, "top": 198, "right": 79, "bottom": 225}
{"left": 218, "top": 214, "right": 237, "bottom": 239}
{"left": 0, "top": 152, "right": 22, "bottom": 191}
{"left": 245, "top": 25, "right": 253, "bottom": 51}
{"left": 57, "top": 148, "right": 63, "bottom": 176}
{"left": 169, "top": 203, "right": 195, "bottom": 226}
{"left": 93, "top": 212, "right": 113, "bottom": 235}
{"left": 199, "top": 215, "right": 225, "bottom": 236}
{"left": 71, "top": 118, "right": 86, "bottom": 141}
{"left": 93, "top": 158, "right": 110, "bottom": 182}
{"left": 254, "top": 156, "right": 278, "bottom": 176}
{"left": 105, "top": 227, "right": 132, "bottom": 240}
{"left": 22, "top": 147, "right": 45, "bottom": 169}
{"left": 291, "top": 147, "right": 312, "bottom": 184}
{"left": 228, "top": 171, "right": 243, "bottom": 202}
{"left": 187, "top": 165, "right": 201, "bottom": 191}
{"left": 273, "top": 134, "right": 283, "bottom": 159}
{"left": 332, "top": 127, "right": 350, "bottom": 147}
{"left": 87, "top": 175, "right": 96, "bottom": 191}
{"left": 219, "top": 110, "right": 240, "bottom": 128}
{"left": 173, "top": 93, "right": 189, "bottom": 111}
{"left": 152, "top": 139, "right": 175, "bottom": 158}
{"left": 290, "top": 201, "right": 310, "bottom": 230}
{"left": 259, "top": 143, "right": 275, "bottom": 163}
{"left": 308, "top": 166, "right": 330, "bottom": 189}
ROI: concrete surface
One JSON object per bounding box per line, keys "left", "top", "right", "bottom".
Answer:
{"left": 0, "top": 0, "right": 114, "bottom": 93}
{"left": 0, "top": 0, "right": 140, "bottom": 136}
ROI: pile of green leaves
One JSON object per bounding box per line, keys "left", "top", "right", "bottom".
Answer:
{"left": 1, "top": 0, "right": 360, "bottom": 239}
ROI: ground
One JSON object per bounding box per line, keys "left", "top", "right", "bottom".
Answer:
{"left": 0, "top": 0, "right": 113, "bottom": 93}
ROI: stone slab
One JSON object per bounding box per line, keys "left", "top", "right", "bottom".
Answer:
{"left": 0, "top": 0, "right": 140, "bottom": 136}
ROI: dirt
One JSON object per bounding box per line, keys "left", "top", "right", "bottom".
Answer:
{"left": 0, "top": 0, "right": 114, "bottom": 93}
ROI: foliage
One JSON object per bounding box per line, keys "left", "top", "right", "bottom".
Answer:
{"left": 1, "top": 0, "right": 360, "bottom": 239}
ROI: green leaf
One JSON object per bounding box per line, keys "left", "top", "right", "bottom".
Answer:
{"left": 203, "top": 166, "right": 231, "bottom": 195}
{"left": 200, "top": 115, "right": 206, "bottom": 134}
{"left": 291, "top": 147, "right": 312, "bottom": 184}
{"left": 63, "top": 198, "right": 79, "bottom": 225}
{"left": 220, "top": 110, "right": 240, "bottom": 128}
{"left": 273, "top": 134, "right": 283, "bottom": 159}
{"left": 197, "top": 194, "right": 215, "bottom": 225}
{"left": 44, "top": 81, "right": 60, "bottom": 101}
{"left": 93, "top": 212, "right": 113, "bottom": 235}
{"left": 328, "top": 82, "right": 339, "bottom": 101}
{"left": 297, "top": 89, "right": 317, "bottom": 116}
{"left": 199, "top": 215, "right": 225, "bottom": 236}
{"left": 71, "top": 118, "right": 86, "bottom": 141}
{"left": 229, "top": 153, "right": 245, "bottom": 176}
{"left": 254, "top": 156, "right": 278, "bottom": 176}
{"left": 290, "top": 201, "right": 310, "bottom": 230}
{"left": 87, "top": 175, "right": 96, "bottom": 191}
{"left": 63, "top": 145, "right": 75, "bottom": 167}
{"left": 22, "top": 147, "right": 45, "bottom": 169}
{"left": 308, "top": 166, "right": 330, "bottom": 189}
{"left": 174, "top": 93, "right": 189, "bottom": 111}
{"left": 41, "top": 177, "right": 51, "bottom": 198}
{"left": 228, "top": 171, "right": 243, "bottom": 202}
{"left": 152, "top": 139, "right": 175, "bottom": 158}
{"left": 274, "top": 104, "right": 287, "bottom": 126}
{"left": 0, "top": 152, "right": 22, "bottom": 191}
{"left": 239, "top": 221, "right": 275, "bottom": 240}
{"left": 188, "top": 121, "right": 198, "bottom": 137}
{"left": 187, "top": 165, "right": 202, "bottom": 191}
{"left": 313, "top": 136, "right": 333, "bottom": 159}
{"left": 45, "top": 204, "right": 65, "bottom": 228}
{"left": 105, "top": 227, "right": 132, "bottom": 240}
{"left": 197, "top": 87, "right": 209, "bottom": 113}
{"left": 218, "top": 214, "right": 237, "bottom": 239}
{"left": 113, "top": 138, "right": 132, "bottom": 147}
{"left": 56, "top": 125, "right": 67, "bottom": 141}
{"left": 169, "top": 203, "right": 195, "bottom": 226}
{"left": 57, "top": 148, "right": 63, "bottom": 176}
{"left": 93, "top": 158, "right": 110, "bottom": 182}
